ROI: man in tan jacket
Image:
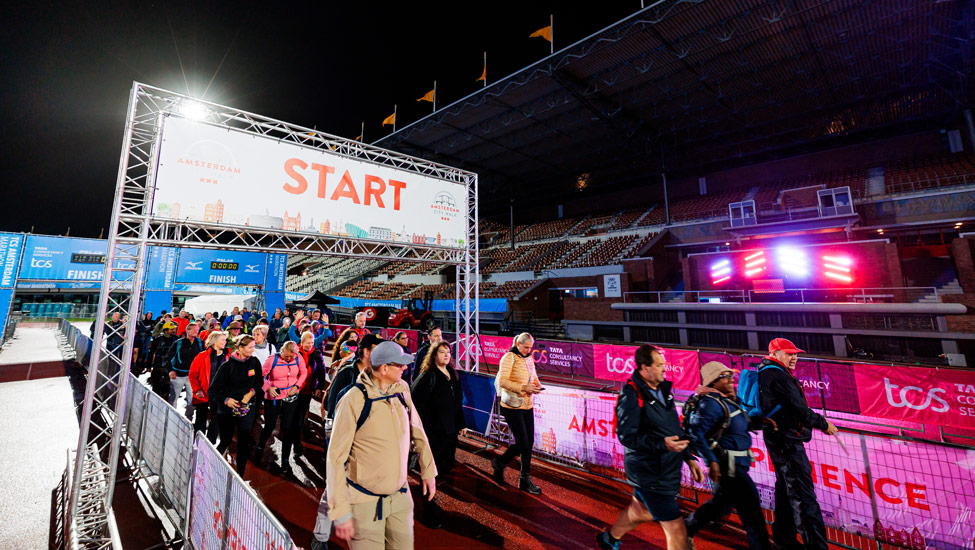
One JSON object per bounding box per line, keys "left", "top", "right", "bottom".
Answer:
{"left": 327, "top": 341, "right": 438, "bottom": 549}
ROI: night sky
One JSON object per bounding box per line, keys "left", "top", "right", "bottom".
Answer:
{"left": 0, "top": 2, "right": 641, "bottom": 238}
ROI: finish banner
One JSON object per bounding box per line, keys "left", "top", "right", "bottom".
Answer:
{"left": 153, "top": 117, "right": 468, "bottom": 248}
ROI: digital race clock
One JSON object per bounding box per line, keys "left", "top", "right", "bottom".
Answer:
{"left": 71, "top": 253, "right": 106, "bottom": 264}
{"left": 210, "top": 262, "right": 239, "bottom": 271}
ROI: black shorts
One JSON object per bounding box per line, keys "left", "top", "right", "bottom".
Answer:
{"left": 633, "top": 487, "right": 681, "bottom": 522}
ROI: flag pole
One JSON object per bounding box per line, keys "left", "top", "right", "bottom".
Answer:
{"left": 360, "top": 121, "right": 365, "bottom": 143}
{"left": 550, "top": 14, "right": 554, "bottom": 54}
{"left": 483, "top": 51, "right": 487, "bottom": 87}
{"left": 433, "top": 80, "right": 437, "bottom": 112}
{"left": 393, "top": 104, "right": 397, "bottom": 132}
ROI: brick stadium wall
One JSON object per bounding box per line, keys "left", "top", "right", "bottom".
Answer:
{"left": 951, "top": 237, "right": 975, "bottom": 292}
{"left": 941, "top": 293, "right": 975, "bottom": 333}
{"left": 563, "top": 297, "right": 625, "bottom": 322}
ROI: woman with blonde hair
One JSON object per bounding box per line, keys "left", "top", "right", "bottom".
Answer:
{"left": 256, "top": 340, "right": 307, "bottom": 475}
{"left": 188, "top": 330, "right": 230, "bottom": 440}
{"left": 491, "top": 332, "right": 543, "bottom": 494}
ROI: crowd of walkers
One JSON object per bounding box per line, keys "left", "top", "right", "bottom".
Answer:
{"left": 104, "top": 307, "right": 837, "bottom": 550}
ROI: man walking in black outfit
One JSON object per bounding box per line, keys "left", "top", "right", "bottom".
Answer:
{"left": 759, "top": 338, "right": 838, "bottom": 550}
{"left": 597, "top": 344, "right": 704, "bottom": 550}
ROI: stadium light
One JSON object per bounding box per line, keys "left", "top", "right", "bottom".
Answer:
{"left": 743, "top": 249, "right": 767, "bottom": 278}
{"left": 822, "top": 255, "right": 854, "bottom": 284}
{"left": 711, "top": 258, "right": 732, "bottom": 285}
{"left": 777, "top": 246, "right": 809, "bottom": 276}
{"left": 179, "top": 99, "right": 208, "bottom": 121}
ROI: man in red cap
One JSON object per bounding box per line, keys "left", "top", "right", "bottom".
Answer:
{"left": 758, "top": 338, "right": 837, "bottom": 550}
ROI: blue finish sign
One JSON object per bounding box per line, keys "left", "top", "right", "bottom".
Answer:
{"left": 175, "top": 248, "right": 266, "bottom": 285}
{"left": 0, "top": 233, "right": 23, "bottom": 289}
{"left": 17, "top": 236, "right": 133, "bottom": 282}
{"left": 145, "top": 247, "right": 179, "bottom": 290}
{"left": 265, "top": 254, "right": 287, "bottom": 292}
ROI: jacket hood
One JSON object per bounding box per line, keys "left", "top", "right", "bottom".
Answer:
{"left": 356, "top": 368, "right": 408, "bottom": 396}
{"left": 508, "top": 345, "right": 529, "bottom": 358}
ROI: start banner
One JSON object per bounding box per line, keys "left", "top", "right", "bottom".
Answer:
{"left": 152, "top": 117, "right": 468, "bottom": 248}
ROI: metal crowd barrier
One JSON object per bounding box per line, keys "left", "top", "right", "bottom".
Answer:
{"left": 61, "top": 321, "right": 296, "bottom": 550}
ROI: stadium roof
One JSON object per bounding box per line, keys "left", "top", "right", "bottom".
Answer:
{"left": 375, "top": 0, "right": 973, "bottom": 213}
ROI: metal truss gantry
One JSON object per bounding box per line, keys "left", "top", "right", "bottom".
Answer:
{"left": 69, "top": 82, "right": 479, "bottom": 548}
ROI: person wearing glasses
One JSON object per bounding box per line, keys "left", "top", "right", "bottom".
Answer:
{"left": 685, "top": 362, "right": 774, "bottom": 550}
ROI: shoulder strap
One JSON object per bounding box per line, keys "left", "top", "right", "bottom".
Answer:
{"left": 626, "top": 379, "right": 643, "bottom": 409}
{"left": 266, "top": 354, "right": 280, "bottom": 382}
{"left": 354, "top": 384, "right": 411, "bottom": 432}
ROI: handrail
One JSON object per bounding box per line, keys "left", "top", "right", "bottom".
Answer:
{"left": 622, "top": 286, "right": 939, "bottom": 304}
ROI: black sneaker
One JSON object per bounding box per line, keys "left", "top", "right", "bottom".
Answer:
{"left": 596, "top": 531, "right": 621, "bottom": 550}
{"left": 310, "top": 538, "right": 328, "bottom": 550}
{"left": 280, "top": 464, "right": 293, "bottom": 477}
{"left": 519, "top": 475, "right": 542, "bottom": 495}
{"left": 490, "top": 458, "right": 505, "bottom": 485}
{"left": 294, "top": 441, "right": 304, "bottom": 456}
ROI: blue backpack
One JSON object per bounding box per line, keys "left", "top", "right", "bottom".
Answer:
{"left": 737, "top": 364, "right": 782, "bottom": 418}
{"left": 338, "top": 383, "right": 410, "bottom": 431}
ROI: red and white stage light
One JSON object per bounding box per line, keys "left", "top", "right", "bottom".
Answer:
{"left": 822, "top": 255, "right": 854, "bottom": 283}
{"left": 711, "top": 259, "right": 731, "bottom": 285}
{"left": 744, "top": 250, "right": 767, "bottom": 277}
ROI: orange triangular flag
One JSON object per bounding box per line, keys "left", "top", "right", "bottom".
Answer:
{"left": 529, "top": 25, "right": 552, "bottom": 42}
{"left": 355, "top": 135, "right": 362, "bottom": 141}
{"left": 382, "top": 112, "right": 396, "bottom": 126}
{"left": 476, "top": 64, "right": 486, "bottom": 82}
{"left": 417, "top": 89, "right": 435, "bottom": 103}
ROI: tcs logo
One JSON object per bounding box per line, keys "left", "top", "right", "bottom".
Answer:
{"left": 605, "top": 353, "right": 636, "bottom": 374}
{"left": 883, "top": 378, "right": 949, "bottom": 413}
{"left": 30, "top": 258, "right": 53, "bottom": 269}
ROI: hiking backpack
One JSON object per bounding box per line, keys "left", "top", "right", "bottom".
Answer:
{"left": 737, "top": 364, "right": 783, "bottom": 418}
{"left": 681, "top": 394, "right": 732, "bottom": 449}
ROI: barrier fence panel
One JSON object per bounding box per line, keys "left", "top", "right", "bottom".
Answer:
{"left": 188, "top": 433, "right": 295, "bottom": 550}
{"left": 160, "top": 406, "right": 195, "bottom": 525}
{"left": 124, "top": 374, "right": 149, "bottom": 462}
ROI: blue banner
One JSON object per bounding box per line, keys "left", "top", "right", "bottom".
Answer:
{"left": 265, "top": 291, "right": 285, "bottom": 314}
{"left": 143, "top": 290, "right": 173, "bottom": 316}
{"left": 175, "top": 248, "right": 266, "bottom": 285}
{"left": 0, "top": 233, "right": 23, "bottom": 289}
{"left": 0, "top": 288, "right": 13, "bottom": 331}
{"left": 172, "top": 284, "right": 256, "bottom": 295}
{"left": 16, "top": 281, "right": 118, "bottom": 290}
{"left": 17, "top": 236, "right": 133, "bottom": 282}
{"left": 265, "top": 254, "right": 287, "bottom": 292}
{"left": 145, "top": 246, "right": 179, "bottom": 290}
{"left": 457, "top": 370, "right": 496, "bottom": 435}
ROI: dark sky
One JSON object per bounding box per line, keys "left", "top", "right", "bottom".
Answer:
{"left": 0, "top": 1, "right": 640, "bottom": 238}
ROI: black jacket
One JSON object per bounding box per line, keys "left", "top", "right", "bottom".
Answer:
{"left": 758, "top": 357, "right": 828, "bottom": 443}
{"left": 148, "top": 334, "right": 177, "bottom": 370}
{"left": 409, "top": 343, "right": 433, "bottom": 384}
{"left": 168, "top": 336, "right": 204, "bottom": 375}
{"left": 207, "top": 354, "right": 264, "bottom": 409}
{"left": 325, "top": 357, "right": 358, "bottom": 419}
{"left": 616, "top": 373, "right": 692, "bottom": 494}
{"left": 411, "top": 366, "right": 466, "bottom": 439}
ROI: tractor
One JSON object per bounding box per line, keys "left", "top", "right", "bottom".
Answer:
{"left": 388, "top": 291, "right": 437, "bottom": 330}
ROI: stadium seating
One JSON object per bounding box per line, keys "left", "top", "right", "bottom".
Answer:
{"left": 485, "top": 280, "right": 536, "bottom": 299}
{"left": 515, "top": 218, "right": 577, "bottom": 242}
{"left": 884, "top": 153, "right": 975, "bottom": 195}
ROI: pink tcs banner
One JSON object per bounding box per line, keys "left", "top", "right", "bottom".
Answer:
{"left": 530, "top": 383, "right": 975, "bottom": 550}
{"left": 855, "top": 365, "right": 975, "bottom": 431}
{"left": 592, "top": 344, "right": 700, "bottom": 392}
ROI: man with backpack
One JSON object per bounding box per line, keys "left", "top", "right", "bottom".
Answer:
{"left": 326, "top": 340, "right": 437, "bottom": 549}
{"left": 759, "top": 339, "right": 838, "bottom": 550}
{"left": 683, "top": 362, "right": 773, "bottom": 550}
{"left": 148, "top": 321, "right": 178, "bottom": 398}
{"left": 597, "top": 344, "right": 704, "bottom": 550}
{"left": 168, "top": 322, "right": 204, "bottom": 419}
{"left": 325, "top": 334, "right": 383, "bottom": 420}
